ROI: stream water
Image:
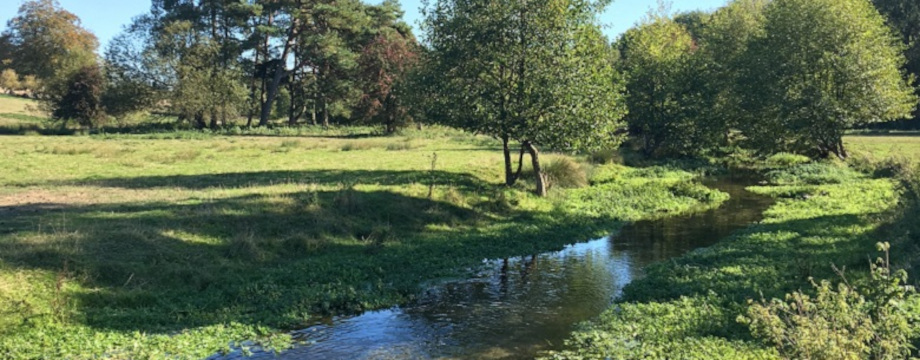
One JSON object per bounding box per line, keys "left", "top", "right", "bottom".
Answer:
{"left": 216, "top": 174, "right": 774, "bottom": 360}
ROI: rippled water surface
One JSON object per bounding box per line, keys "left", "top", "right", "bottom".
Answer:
{"left": 220, "top": 175, "right": 774, "bottom": 359}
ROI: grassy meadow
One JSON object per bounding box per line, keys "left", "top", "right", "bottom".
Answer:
{"left": 1, "top": 94, "right": 920, "bottom": 358}
{"left": 0, "top": 97, "right": 733, "bottom": 358}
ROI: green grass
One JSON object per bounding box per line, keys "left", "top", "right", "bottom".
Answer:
{"left": 545, "top": 159, "right": 918, "bottom": 359}
{"left": 0, "top": 132, "right": 729, "bottom": 359}
{"left": 847, "top": 134, "right": 920, "bottom": 159}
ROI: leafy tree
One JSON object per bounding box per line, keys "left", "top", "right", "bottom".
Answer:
{"left": 1, "top": 0, "right": 98, "bottom": 82}
{"left": 673, "top": 10, "right": 710, "bottom": 41}
{"left": 0, "top": 69, "right": 20, "bottom": 94}
{"left": 873, "top": 0, "right": 920, "bottom": 77}
{"left": 48, "top": 65, "right": 106, "bottom": 128}
{"left": 421, "top": 0, "right": 626, "bottom": 196}
{"left": 873, "top": 0, "right": 920, "bottom": 121}
{"left": 355, "top": 28, "right": 419, "bottom": 133}
{"left": 159, "top": 21, "right": 248, "bottom": 128}
{"left": 618, "top": 15, "right": 710, "bottom": 157}
{"left": 740, "top": 0, "right": 917, "bottom": 158}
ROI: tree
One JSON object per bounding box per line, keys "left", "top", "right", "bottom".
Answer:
{"left": 739, "top": 0, "right": 917, "bottom": 158}
{"left": 618, "top": 14, "right": 713, "bottom": 157}
{"left": 48, "top": 65, "right": 106, "bottom": 128}
{"left": 355, "top": 28, "right": 419, "bottom": 133}
{"left": 1, "top": 0, "right": 98, "bottom": 82}
{"left": 158, "top": 21, "right": 248, "bottom": 128}
{"left": 694, "top": 0, "right": 769, "bottom": 151}
{"left": 0, "top": 69, "right": 20, "bottom": 94}
{"left": 421, "top": 0, "right": 627, "bottom": 196}
{"left": 872, "top": 0, "right": 920, "bottom": 122}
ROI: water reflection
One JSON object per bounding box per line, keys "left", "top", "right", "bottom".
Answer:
{"left": 221, "top": 176, "right": 773, "bottom": 360}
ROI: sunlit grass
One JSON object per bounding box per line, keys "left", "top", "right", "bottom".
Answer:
{"left": 0, "top": 131, "right": 729, "bottom": 359}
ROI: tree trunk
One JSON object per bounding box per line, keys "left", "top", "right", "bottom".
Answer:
{"left": 259, "top": 23, "right": 299, "bottom": 126}
{"left": 524, "top": 141, "right": 547, "bottom": 197}
{"left": 194, "top": 112, "right": 206, "bottom": 129}
{"left": 503, "top": 135, "right": 515, "bottom": 186}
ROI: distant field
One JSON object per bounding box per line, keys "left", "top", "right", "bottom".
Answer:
{"left": 0, "top": 94, "right": 45, "bottom": 127}
{"left": 846, "top": 134, "right": 920, "bottom": 159}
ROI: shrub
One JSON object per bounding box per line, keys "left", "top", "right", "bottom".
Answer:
{"left": 765, "top": 153, "right": 812, "bottom": 168}
{"left": 740, "top": 243, "right": 920, "bottom": 360}
{"left": 542, "top": 156, "right": 588, "bottom": 190}
{"left": 765, "top": 163, "right": 862, "bottom": 185}
{"left": 588, "top": 148, "right": 622, "bottom": 165}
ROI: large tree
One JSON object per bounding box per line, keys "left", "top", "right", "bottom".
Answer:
{"left": 421, "top": 0, "right": 626, "bottom": 196}
{"left": 873, "top": 0, "right": 920, "bottom": 122}
{"left": 1, "top": 0, "right": 98, "bottom": 82}
{"left": 740, "top": 0, "right": 917, "bottom": 158}
{"left": 355, "top": 27, "right": 419, "bottom": 133}
{"left": 618, "top": 14, "right": 711, "bottom": 157}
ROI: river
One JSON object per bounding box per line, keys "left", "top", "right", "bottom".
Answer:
{"left": 213, "top": 174, "right": 774, "bottom": 360}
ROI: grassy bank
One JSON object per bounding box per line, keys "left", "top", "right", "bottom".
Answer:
{"left": 0, "top": 132, "right": 728, "bottom": 359}
{"left": 545, "top": 146, "right": 920, "bottom": 358}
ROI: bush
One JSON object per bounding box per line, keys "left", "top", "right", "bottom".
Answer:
{"left": 588, "top": 148, "right": 622, "bottom": 165}
{"left": 765, "top": 163, "right": 862, "bottom": 185}
{"left": 740, "top": 243, "right": 920, "bottom": 360}
{"left": 542, "top": 156, "right": 588, "bottom": 190}
{"left": 765, "top": 152, "right": 812, "bottom": 168}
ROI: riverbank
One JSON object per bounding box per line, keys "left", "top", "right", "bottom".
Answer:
{"left": 545, "top": 159, "right": 918, "bottom": 359}
{"left": 0, "top": 133, "right": 728, "bottom": 359}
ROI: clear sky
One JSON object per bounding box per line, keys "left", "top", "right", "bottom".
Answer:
{"left": 1, "top": 0, "right": 729, "bottom": 51}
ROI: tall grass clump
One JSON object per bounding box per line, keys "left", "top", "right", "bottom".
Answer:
{"left": 542, "top": 156, "right": 589, "bottom": 190}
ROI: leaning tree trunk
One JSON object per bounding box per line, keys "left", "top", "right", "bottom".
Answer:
{"left": 524, "top": 141, "right": 547, "bottom": 197}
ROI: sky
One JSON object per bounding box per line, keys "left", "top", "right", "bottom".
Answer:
{"left": 0, "top": 0, "right": 729, "bottom": 51}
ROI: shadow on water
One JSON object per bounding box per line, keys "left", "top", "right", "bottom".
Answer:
{"left": 214, "top": 173, "right": 775, "bottom": 360}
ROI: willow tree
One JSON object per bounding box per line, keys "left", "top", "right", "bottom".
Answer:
{"left": 740, "top": 0, "right": 917, "bottom": 158}
{"left": 421, "top": 0, "right": 626, "bottom": 196}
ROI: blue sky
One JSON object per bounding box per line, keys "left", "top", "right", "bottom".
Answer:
{"left": 1, "top": 0, "right": 728, "bottom": 50}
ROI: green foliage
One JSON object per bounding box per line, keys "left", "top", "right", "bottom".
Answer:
{"left": 739, "top": 0, "right": 918, "bottom": 158}
{"left": 765, "top": 163, "right": 863, "bottom": 185}
{"left": 547, "top": 155, "right": 904, "bottom": 359}
{"left": 0, "top": 69, "right": 20, "bottom": 93}
{"left": 547, "top": 296, "right": 777, "bottom": 360}
{"left": 47, "top": 65, "right": 106, "bottom": 128}
{"left": 619, "top": 13, "right": 720, "bottom": 157}
{"left": 765, "top": 153, "right": 812, "bottom": 168}
{"left": 872, "top": 0, "right": 920, "bottom": 98}
{"left": 420, "top": 0, "right": 627, "bottom": 193}
{"left": 540, "top": 156, "right": 589, "bottom": 190}
{"left": 0, "top": 133, "right": 730, "bottom": 359}
{"left": 741, "top": 243, "right": 920, "bottom": 360}
{"left": 1, "top": 0, "right": 99, "bottom": 81}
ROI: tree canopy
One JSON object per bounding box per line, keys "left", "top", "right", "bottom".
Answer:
{"left": 739, "top": 0, "right": 917, "bottom": 158}
{"left": 1, "top": 0, "right": 98, "bottom": 82}
{"left": 421, "top": 0, "right": 627, "bottom": 195}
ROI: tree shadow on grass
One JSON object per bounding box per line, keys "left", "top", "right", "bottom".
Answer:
{"left": 46, "top": 169, "right": 490, "bottom": 193}
{"left": 0, "top": 185, "right": 615, "bottom": 337}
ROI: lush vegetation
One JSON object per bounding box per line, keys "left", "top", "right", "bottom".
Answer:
{"left": 0, "top": 118, "right": 733, "bottom": 358}
{"left": 2, "top": 0, "right": 920, "bottom": 358}
{"left": 544, "top": 146, "right": 920, "bottom": 359}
